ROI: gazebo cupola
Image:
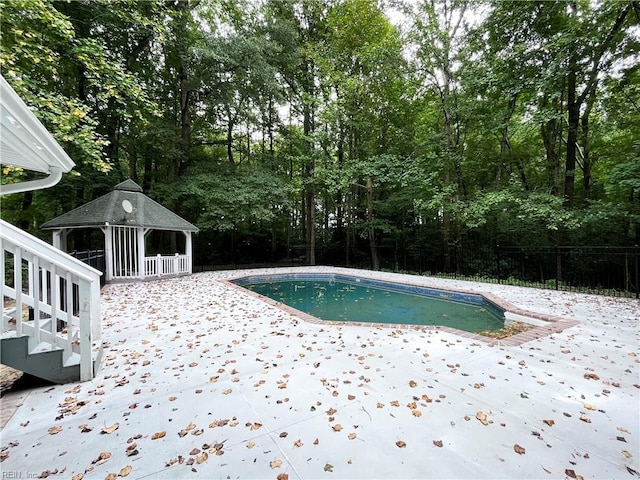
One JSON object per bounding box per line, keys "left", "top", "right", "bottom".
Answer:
{"left": 41, "top": 179, "right": 199, "bottom": 282}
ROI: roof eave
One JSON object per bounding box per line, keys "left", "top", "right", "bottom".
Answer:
{"left": 1, "top": 75, "right": 74, "bottom": 195}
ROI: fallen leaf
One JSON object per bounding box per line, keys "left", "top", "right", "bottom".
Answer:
{"left": 209, "top": 441, "right": 226, "bottom": 455}
{"left": 332, "top": 424, "right": 343, "bottom": 432}
{"left": 313, "top": 438, "right": 319, "bottom": 445}
{"left": 584, "top": 404, "right": 596, "bottom": 411}
{"left": 92, "top": 451, "right": 111, "bottom": 464}
{"left": 101, "top": 423, "right": 119, "bottom": 434}
{"left": 579, "top": 415, "right": 591, "bottom": 423}
{"left": 196, "top": 452, "right": 208, "bottom": 464}
{"left": 270, "top": 459, "right": 283, "bottom": 469}
{"left": 348, "top": 433, "right": 357, "bottom": 440}
{"left": 543, "top": 419, "right": 555, "bottom": 427}
{"left": 151, "top": 431, "right": 166, "bottom": 440}
{"left": 412, "top": 409, "right": 422, "bottom": 417}
{"left": 277, "top": 474, "right": 289, "bottom": 480}
{"left": 433, "top": 440, "right": 443, "bottom": 448}
{"left": 347, "top": 394, "right": 356, "bottom": 400}
{"left": 246, "top": 441, "right": 256, "bottom": 449}
{"left": 279, "top": 432, "right": 288, "bottom": 438}
{"left": 324, "top": 463, "right": 333, "bottom": 472}
{"left": 189, "top": 448, "right": 201, "bottom": 456}
{"left": 119, "top": 466, "right": 132, "bottom": 477}
{"left": 622, "top": 450, "right": 633, "bottom": 458}
{"left": 105, "top": 473, "right": 117, "bottom": 480}
{"left": 293, "top": 439, "right": 303, "bottom": 447}
{"left": 409, "top": 380, "right": 417, "bottom": 388}
{"left": 396, "top": 440, "right": 407, "bottom": 448}
{"left": 71, "top": 474, "right": 83, "bottom": 480}
{"left": 583, "top": 373, "right": 599, "bottom": 380}
{"left": 37, "top": 470, "right": 60, "bottom": 478}
{"left": 513, "top": 444, "right": 525, "bottom": 455}
{"left": 565, "top": 469, "right": 577, "bottom": 478}
{"left": 48, "top": 426, "right": 62, "bottom": 435}
{"left": 476, "top": 412, "right": 489, "bottom": 426}
{"left": 326, "top": 408, "right": 337, "bottom": 415}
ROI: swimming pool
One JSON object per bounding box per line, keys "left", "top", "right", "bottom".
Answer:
{"left": 231, "top": 273, "right": 506, "bottom": 334}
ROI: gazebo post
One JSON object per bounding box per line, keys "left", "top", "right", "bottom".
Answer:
{"left": 52, "top": 229, "right": 66, "bottom": 252}
{"left": 138, "top": 227, "right": 146, "bottom": 279}
{"left": 184, "top": 231, "right": 193, "bottom": 274}
{"left": 103, "top": 224, "right": 113, "bottom": 282}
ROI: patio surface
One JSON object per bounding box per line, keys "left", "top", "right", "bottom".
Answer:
{"left": 1, "top": 267, "right": 638, "bottom": 479}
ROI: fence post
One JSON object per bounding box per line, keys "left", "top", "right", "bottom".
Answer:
{"left": 635, "top": 245, "right": 640, "bottom": 298}
{"left": 496, "top": 245, "right": 501, "bottom": 284}
{"left": 555, "top": 246, "right": 560, "bottom": 291}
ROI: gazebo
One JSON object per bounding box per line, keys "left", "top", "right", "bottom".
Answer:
{"left": 41, "top": 179, "right": 199, "bottom": 282}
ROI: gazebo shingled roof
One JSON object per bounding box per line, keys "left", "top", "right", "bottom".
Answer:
{"left": 41, "top": 179, "right": 199, "bottom": 232}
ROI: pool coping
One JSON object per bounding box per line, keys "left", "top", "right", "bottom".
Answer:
{"left": 222, "top": 272, "right": 580, "bottom": 346}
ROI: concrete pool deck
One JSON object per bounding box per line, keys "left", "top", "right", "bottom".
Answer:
{"left": 1, "top": 266, "right": 638, "bottom": 479}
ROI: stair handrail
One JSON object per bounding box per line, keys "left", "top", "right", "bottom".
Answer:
{"left": 1, "top": 219, "right": 102, "bottom": 381}
{"left": 1, "top": 220, "right": 101, "bottom": 281}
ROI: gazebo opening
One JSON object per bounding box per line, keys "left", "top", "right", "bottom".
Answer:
{"left": 41, "top": 179, "right": 199, "bottom": 282}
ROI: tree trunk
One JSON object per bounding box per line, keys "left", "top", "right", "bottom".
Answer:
{"left": 498, "top": 93, "right": 518, "bottom": 184}
{"left": 304, "top": 162, "right": 315, "bottom": 265}
{"left": 18, "top": 191, "right": 33, "bottom": 231}
{"left": 271, "top": 217, "right": 277, "bottom": 261}
{"left": 336, "top": 120, "right": 345, "bottom": 234}
{"left": 366, "top": 177, "right": 380, "bottom": 271}
{"left": 142, "top": 151, "right": 153, "bottom": 191}
{"left": 581, "top": 86, "right": 597, "bottom": 200}
{"left": 303, "top": 67, "right": 315, "bottom": 265}
{"left": 226, "top": 107, "right": 235, "bottom": 164}
{"left": 540, "top": 95, "right": 562, "bottom": 196}
{"left": 176, "top": 59, "right": 191, "bottom": 178}
{"left": 564, "top": 43, "right": 578, "bottom": 208}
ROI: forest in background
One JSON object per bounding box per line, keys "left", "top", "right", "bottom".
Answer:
{"left": 1, "top": 0, "right": 639, "bottom": 271}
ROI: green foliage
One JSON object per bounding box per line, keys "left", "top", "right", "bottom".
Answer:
{"left": 154, "top": 160, "right": 292, "bottom": 233}
{"left": 0, "top": 0, "right": 109, "bottom": 171}
{"left": 2, "top": 0, "right": 638, "bottom": 262}
{"left": 456, "top": 190, "right": 582, "bottom": 245}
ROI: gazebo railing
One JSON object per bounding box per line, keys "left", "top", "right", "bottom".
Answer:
{"left": 1, "top": 219, "right": 102, "bottom": 381}
{"left": 144, "top": 254, "right": 191, "bottom": 278}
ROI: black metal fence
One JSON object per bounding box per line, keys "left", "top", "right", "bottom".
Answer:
{"left": 69, "top": 249, "right": 106, "bottom": 286}
{"left": 382, "top": 245, "right": 639, "bottom": 298}
{"left": 73, "top": 241, "right": 638, "bottom": 298}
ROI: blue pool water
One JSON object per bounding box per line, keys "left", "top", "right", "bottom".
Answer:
{"left": 232, "top": 274, "right": 505, "bottom": 333}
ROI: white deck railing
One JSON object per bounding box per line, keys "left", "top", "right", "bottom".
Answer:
{"left": 144, "top": 254, "right": 191, "bottom": 278}
{"left": 1, "top": 219, "right": 101, "bottom": 381}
